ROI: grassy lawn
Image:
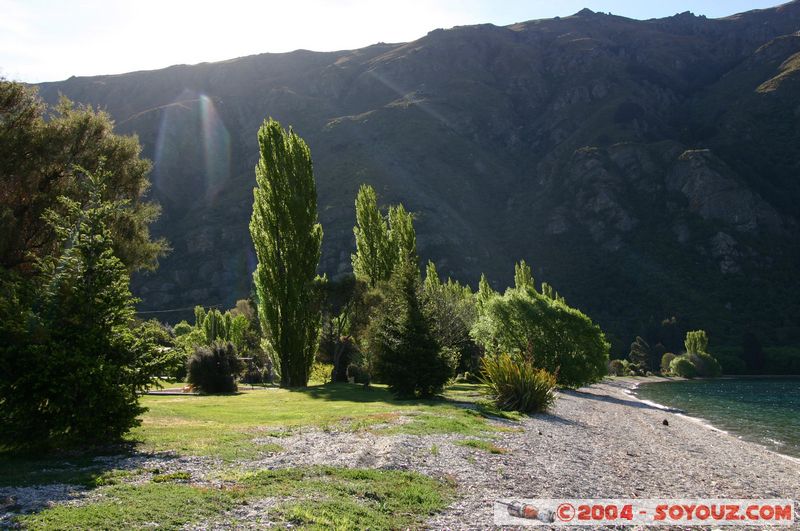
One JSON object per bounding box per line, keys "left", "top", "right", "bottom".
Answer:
{"left": 131, "top": 382, "right": 495, "bottom": 459}
{"left": 2, "top": 382, "right": 507, "bottom": 529}
{"left": 18, "top": 466, "right": 453, "bottom": 530}
{"left": 1, "top": 383, "right": 498, "bottom": 487}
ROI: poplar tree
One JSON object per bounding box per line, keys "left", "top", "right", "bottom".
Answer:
{"left": 388, "top": 204, "right": 417, "bottom": 269}
{"left": 476, "top": 273, "right": 495, "bottom": 311}
{"left": 250, "top": 119, "right": 323, "bottom": 388}
{"left": 351, "top": 184, "right": 392, "bottom": 287}
{"left": 514, "top": 260, "right": 534, "bottom": 292}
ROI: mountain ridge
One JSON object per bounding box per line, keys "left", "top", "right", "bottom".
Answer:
{"left": 35, "top": 1, "right": 800, "bottom": 353}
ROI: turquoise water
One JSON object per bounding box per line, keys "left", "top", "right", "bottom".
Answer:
{"left": 634, "top": 377, "right": 800, "bottom": 458}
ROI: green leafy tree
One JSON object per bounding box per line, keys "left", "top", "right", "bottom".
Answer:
{"left": 540, "top": 282, "right": 565, "bottom": 303}
{"left": 660, "top": 352, "right": 677, "bottom": 374}
{"left": 0, "top": 79, "right": 168, "bottom": 274}
{"left": 173, "top": 320, "right": 194, "bottom": 337}
{"left": 476, "top": 273, "right": 496, "bottom": 311}
{"left": 684, "top": 330, "right": 709, "bottom": 355}
{"left": 318, "top": 274, "right": 368, "bottom": 381}
{"left": 351, "top": 184, "right": 392, "bottom": 287}
{"left": 0, "top": 170, "right": 163, "bottom": 451}
{"left": 249, "top": 118, "right": 323, "bottom": 388}
{"left": 472, "top": 264, "right": 609, "bottom": 388}
{"left": 371, "top": 258, "right": 456, "bottom": 398}
{"left": 670, "top": 356, "right": 698, "bottom": 378}
{"left": 683, "top": 329, "right": 721, "bottom": 377}
{"left": 202, "top": 308, "right": 227, "bottom": 343}
{"left": 187, "top": 342, "right": 243, "bottom": 394}
{"left": 194, "top": 305, "right": 207, "bottom": 328}
{"left": 629, "top": 336, "right": 651, "bottom": 371}
{"left": 423, "top": 261, "right": 479, "bottom": 373}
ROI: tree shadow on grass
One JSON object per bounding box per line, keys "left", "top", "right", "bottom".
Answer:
{"left": 0, "top": 443, "right": 143, "bottom": 489}
{"left": 290, "top": 382, "right": 481, "bottom": 411}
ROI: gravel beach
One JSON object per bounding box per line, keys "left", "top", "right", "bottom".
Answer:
{"left": 3, "top": 378, "right": 798, "bottom": 529}
{"left": 425, "top": 378, "right": 800, "bottom": 528}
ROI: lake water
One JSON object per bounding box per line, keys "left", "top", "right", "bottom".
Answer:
{"left": 633, "top": 377, "right": 800, "bottom": 458}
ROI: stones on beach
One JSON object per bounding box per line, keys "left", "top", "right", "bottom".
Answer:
{"left": 663, "top": 419, "right": 669, "bottom": 426}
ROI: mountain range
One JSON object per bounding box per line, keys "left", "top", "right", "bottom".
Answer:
{"left": 36, "top": 2, "right": 800, "bottom": 353}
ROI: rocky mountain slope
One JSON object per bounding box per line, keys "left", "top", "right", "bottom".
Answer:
{"left": 37, "top": 2, "right": 800, "bottom": 352}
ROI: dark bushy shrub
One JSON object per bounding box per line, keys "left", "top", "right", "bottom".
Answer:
{"left": 670, "top": 356, "right": 698, "bottom": 378}
{"left": 660, "top": 353, "right": 676, "bottom": 374}
{"left": 187, "top": 342, "right": 242, "bottom": 394}
{"left": 480, "top": 353, "right": 556, "bottom": 413}
{"left": 608, "top": 359, "right": 626, "bottom": 376}
{"left": 690, "top": 352, "right": 722, "bottom": 377}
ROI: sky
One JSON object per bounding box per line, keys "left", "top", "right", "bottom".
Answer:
{"left": 0, "top": 0, "right": 786, "bottom": 83}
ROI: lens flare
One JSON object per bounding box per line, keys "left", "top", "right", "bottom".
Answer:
{"left": 153, "top": 90, "right": 231, "bottom": 203}
{"left": 199, "top": 94, "right": 231, "bottom": 201}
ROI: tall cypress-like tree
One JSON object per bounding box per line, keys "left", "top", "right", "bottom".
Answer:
{"left": 388, "top": 204, "right": 417, "bottom": 269}
{"left": 371, "top": 257, "right": 454, "bottom": 398}
{"left": 629, "top": 336, "right": 651, "bottom": 370}
{"left": 250, "top": 119, "right": 323, "bottom": 388}
{"left": 351, "top": 184, "right": 392, "bottom": 287}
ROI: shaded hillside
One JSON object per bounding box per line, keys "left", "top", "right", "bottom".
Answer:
{"left": 37, "top": 2, "right": 800, "bottom": 353}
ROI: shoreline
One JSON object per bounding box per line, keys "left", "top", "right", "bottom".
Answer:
{"left": 620, "top": 376, "right": 800, "bottom": 466}
{"left": 430, "top": 377, "right": 800, "bottom": 527}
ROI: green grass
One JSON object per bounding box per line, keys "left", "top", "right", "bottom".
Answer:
{"left": 455, "top": 439, "right": 509, "bottom": 454}
{"left": 3, "top": 381, "right": 506, "bottom": 529}
{"left": 18, "top": 466, "right": 453, "bottom": 530}
{"left": 240, "top": 466, "right": 452, "bottom": 529}
{"left": 152, "top": 471, "right": 191, "bottom": 483}
{"left": 378, "top": 411, "right": 493, "bottom": 437}
{"left": 147, "top": 377, "right": 183, "bottom": 390}
{"left": 18, "top": 482, "right": 239, "bottom": 530}
{"left": 131, "top": 382, "right": 496, "bottom": 459}
{"left": 1, "top": 383, "right": 501, "bottom": 487}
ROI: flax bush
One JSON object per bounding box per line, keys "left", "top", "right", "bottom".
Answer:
{"left": 480, "top": 353, "right": 556, "bottom": 413}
